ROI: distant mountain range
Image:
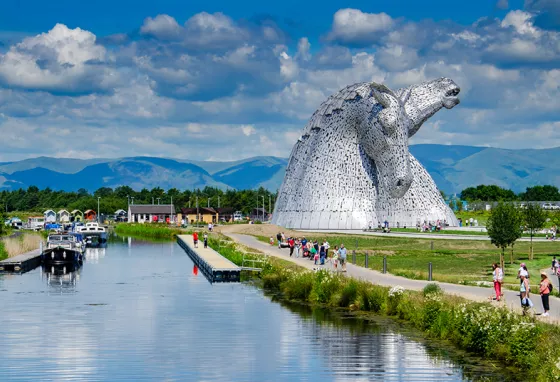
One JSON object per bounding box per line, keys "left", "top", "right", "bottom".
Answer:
{"left": 1, "top": 145, "right": 559, "bottom": 194}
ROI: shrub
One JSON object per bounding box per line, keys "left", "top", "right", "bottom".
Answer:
{"left": 339, "top": 279, "right": 359, "bottom": 307}
{"left": 359, "top": 285, "right": 386, "bottom": 313}
{"left": 309, "top": 270, "right": 342, "bottom": 304}
{"left": 387, "top": 285, "right": 404, "bottom": 315}
{"left": 282, "top": 271, "right": 314, "bottom": 301}
{"left": 423, "top": 283, "right": 443, "bottom": 296}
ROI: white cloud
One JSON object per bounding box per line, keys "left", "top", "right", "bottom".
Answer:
{"left": 140, "top": 14, "right": 182, "bottom": 40}
{"left": 0, "top": 24, "right": 118, "bottom": 93}
{"left": 327, "top": 9, "right": 394, "bottom": 45}
{"left": 501, "top": 10, "right": 541, "bottom": 36}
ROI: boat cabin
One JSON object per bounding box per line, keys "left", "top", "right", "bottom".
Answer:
{"left": 27, "top": 216, "right": 45, "bottom": 229}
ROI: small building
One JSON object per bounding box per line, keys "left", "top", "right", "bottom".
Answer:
{"left": 180, "top": 207, "right": 218, "bottom": 224}
{"left": 250, "top": 207, "right": 269, "bottom": 222}
{"left": 27, "top": 216, "right": 45, "bottom": 229}
{"left": 216, "top": 207, "right": 234, "bottom": 223}
{"left": 128, "top": 204, "right": 175, "bottom": 224}
{"left": 44, "top": 209, "right": 56, "bottom": 223}
{"left": 84, "top": 209, "right": 97, "bottom": 221}
{"left": 71, "top": 210, "right": 83, "bottom": 222}
{"left": 57, "top": 209, "right": 70, "bottom": 223}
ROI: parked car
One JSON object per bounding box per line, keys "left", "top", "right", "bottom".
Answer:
{"left": 233, "top": 211, "right": 244, "bottom": 221}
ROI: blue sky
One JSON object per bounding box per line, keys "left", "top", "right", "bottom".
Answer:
{"left": 0, "top": 0, "right": 558, "bottom": 161}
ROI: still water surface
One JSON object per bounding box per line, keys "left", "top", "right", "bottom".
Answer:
{"left": 0, "top": 237, "right": 511, "bottom": 381}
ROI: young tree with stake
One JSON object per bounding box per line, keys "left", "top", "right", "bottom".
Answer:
{"left": 523, "top": 203, "right": 547, "bottom": 260}
{"left": 487, "top": 202, "right": 523, "bottom": 272}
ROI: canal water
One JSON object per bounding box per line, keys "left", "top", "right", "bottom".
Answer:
{"left": 0, "top": 237, "right": 512, "bottom": 381}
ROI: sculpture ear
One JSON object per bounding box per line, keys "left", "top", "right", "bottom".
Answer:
{"left": 370, "top": 83, "right": 399, "bottom": 109}
{"left": 400, "top": 87, "right": 412, "bottom": 105}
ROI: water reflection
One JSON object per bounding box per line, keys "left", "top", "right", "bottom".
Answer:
{"left": 0, "top": 238, "right": 513, "bottom": 381}
{"left": 41, "top": 263, "right": 81, "bottom": 290}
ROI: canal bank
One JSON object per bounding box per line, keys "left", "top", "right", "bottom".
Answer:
{"left": 211, "top": 232, "right": 560, "bottom": 381}
{"left": 0, "top": 236, "right": 512, "bottom": 381}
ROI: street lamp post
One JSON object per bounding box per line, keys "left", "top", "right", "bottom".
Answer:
{"left": 97, "top": 197, "right": 101, "bottom": 223}
{"left": 157, "top": 198, "right": 160, "bottom": 205}
{"left": 170, "top": 196, "right": 173, "bottom": 224}
{"left": 262, "top": 196, "right": 265, "bottom": 222}
{"left": 131, "top": 197, "right": 134, "bottom": 205}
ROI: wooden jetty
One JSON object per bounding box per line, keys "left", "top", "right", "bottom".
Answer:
{"left": 0, "top": 249, "right": 42, "bottom": 273}
{"left": 177, "top": 235, "right": 240, "bottom": 282}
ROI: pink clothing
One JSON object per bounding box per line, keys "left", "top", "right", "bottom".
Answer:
{"left": 493, "top": 281, "right": 502, "bottom": 301}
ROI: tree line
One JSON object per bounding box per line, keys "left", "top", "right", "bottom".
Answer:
{"left": 0, "top": 186, "right": 277, "bottom": 215}
{"left": 459, "top": 184, "right": 560, "bottom": 202}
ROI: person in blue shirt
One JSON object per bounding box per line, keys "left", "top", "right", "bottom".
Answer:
{"left": 338, "top": 244, "right": 347, "bottom": 272}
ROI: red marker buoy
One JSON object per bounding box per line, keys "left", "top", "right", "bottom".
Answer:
{"left": 193, "top": 265, "right": 198, "bottom": 276}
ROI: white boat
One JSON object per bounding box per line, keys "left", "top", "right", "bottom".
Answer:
{"left": 77, "top": 222, "right": 107, "bottom": 243}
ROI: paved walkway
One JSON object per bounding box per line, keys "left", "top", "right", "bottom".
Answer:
{"left": 302, "top": 229, "right": 554, "bottom": 242}
{"left": 227, "top": 233, "right": 560, "bottom": 323}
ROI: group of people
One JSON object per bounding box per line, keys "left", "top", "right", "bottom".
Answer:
{"left": 491, "top": 261, "right": 554, "bottom": 316}
{"left": 192, "top": 231, "right": 209, "bottom": 249}
{"left": 272, "top": 233, "right": 347, "bottom": 271}
{"left": 417, "top": 220, "right": 445, "bottom": 232}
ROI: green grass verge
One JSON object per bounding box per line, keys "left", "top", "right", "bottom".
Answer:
{"left": 208, "top": 235, "right": 560, "bottom": 381}
{"left": 114, "top": 223, "right": 185, "bottom": 239}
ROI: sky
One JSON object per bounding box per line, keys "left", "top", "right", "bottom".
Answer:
{"left": 0, "top": 0, "right": 559, "bottom": 161}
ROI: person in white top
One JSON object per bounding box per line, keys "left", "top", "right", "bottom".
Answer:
{"left": 208, "top": 223, "right": 213, "bottom": 232}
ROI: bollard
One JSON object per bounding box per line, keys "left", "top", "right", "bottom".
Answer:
{"left": 352, "top": 250, "right": 356, "bottom": 264}
{"left": 365, "top": 251, "right": 369, "bottom": 268}
{"left": 430, "top": 241, "right": 434, "bottom": 251}
{"left": 428, "top": 262, "right": 433, "bottom": 281}
{"left": 383, "top": 256, "right": 387, "bottom": 274}
{"left": 40, "top": 241, "right": 43, "bottom": 255}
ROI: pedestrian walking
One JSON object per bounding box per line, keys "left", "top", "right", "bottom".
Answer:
{"left": 520, "top": 271, "right": 533, "bottom": 313}
{"left": 492, "top": 263, "right": 503, "bottom": 301}
{"left": 203, "top": 232, "right": 208, "bottom": 248}
{"left": 319, "top": 242, "right": 326, "bottom": 265}
{"left": 539, "top": 272, "right": 552, "bottom": 316}
{"left": 276, "top": 232, "right": 282, "bottom": 248}
{"left": 295, "top": 238, "right": 301, "bottom": 258}
{"left": 552, "top": 256, "right": 558, "bottom": 275}
{"left": 288, "top": 237, "right": 295, "bottom": 257}
{"left": 193, "top": 231, "right": 199, "bottom": 248}
{"left": 339, "top": 244, "right": 347, "bottom": 272}
{"left": 332, "top": 246, "right": 339, "bottom": 270}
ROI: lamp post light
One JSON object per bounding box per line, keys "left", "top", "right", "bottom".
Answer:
{"left": 262, "top": 196, "right": 265, "bottom": 222}
{"left": 97, "top": 197, "right": 101, "bottom": 223}
{"left": 157, "top": 198, "right": 161, "bottom": 205}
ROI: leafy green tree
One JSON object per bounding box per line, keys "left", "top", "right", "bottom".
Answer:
{"left": 523, "top": 203, "right": 547, "bottom": 260}
{"left": 487, "top": 202, "right": 523, "bottom": 271}
{"left": 448, "top": 199, "right": 455, "bottom": 210}
{"left": 456, "top": 200, "right": 464, "bottom": 212}
{"left": 0, "top": 203, "right": 5, "bottom": 235}
{"left": 520, "top": 185, "right": 560, "bottom": 201}
{"left": 460, "top": 184, "right": 517, "bottom": 202}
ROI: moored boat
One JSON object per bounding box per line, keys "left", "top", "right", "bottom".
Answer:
{"left": 77, "top": 222, "right": 107, "bottom": 244}
{"left": 42, "top": 233, "right": 84, "bottom": 265}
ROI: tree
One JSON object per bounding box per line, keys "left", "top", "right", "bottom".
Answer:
{"left": 460, "top": 184, "right": 517, "bottom": 202}
{"left": 523, "top": 203, "right": 547, "bottom": 260}
{"left": 520, "top": 185, "right": 560, "bottom": 201}
{"left": 448, "top": 199, "right": 455, "bottom": 211}
{"left": 0, "top": 203, "right": 5, "bottom": 235}
{"left": 456, "top": 200, "right": 464, "bottom": 212}
{"left": 487, "top": 202, "right": 523, "bottom": 271}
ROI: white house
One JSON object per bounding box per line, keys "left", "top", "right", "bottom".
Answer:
{"left": 128, "top": 204, "right": 175, "bottom": 224}
{"left": 57, "top": 209, "right": 70, "bottom": 223}
{"left": 44, "top": 210, "right": 56, "bottom": 223}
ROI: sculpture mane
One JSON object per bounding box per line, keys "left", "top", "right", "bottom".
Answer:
{"left": 272, "top": 78, "right": 461, "bottom": 230}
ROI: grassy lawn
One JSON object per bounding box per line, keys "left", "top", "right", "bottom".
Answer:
{"left": 256, "top": 233, "right": 560, "bottom": 289}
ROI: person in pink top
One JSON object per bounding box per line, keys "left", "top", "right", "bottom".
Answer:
{"left": 539, "top": 272, "right": 551, "bottom": 316}
{"left": 492, "top": 263, "right": 503, "bottom": 301}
